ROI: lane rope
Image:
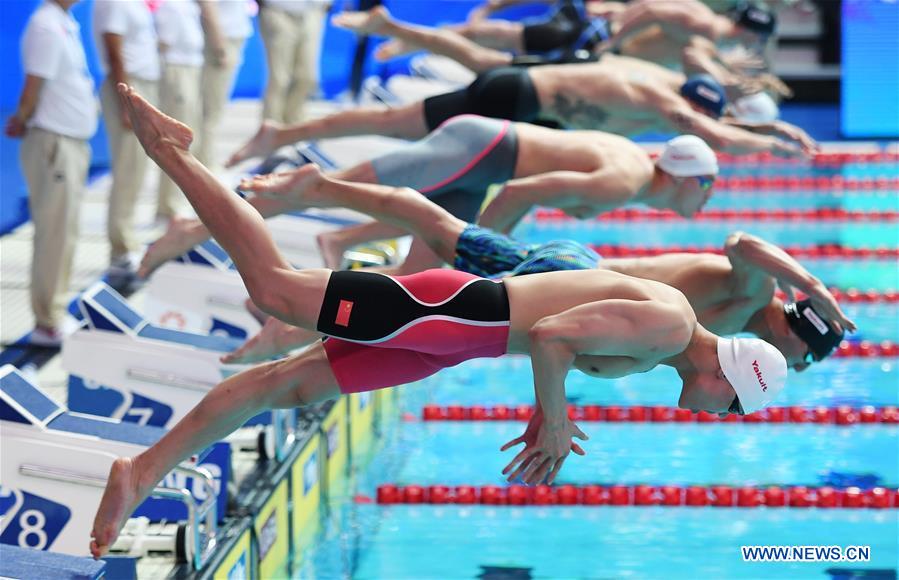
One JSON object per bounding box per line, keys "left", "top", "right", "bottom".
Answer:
{"left": 585, "top": 244, "right": 899, "bottom": 261}
{"left": 375, "top": 484, "right": 898, "bottom": 508}
{"left": 531, "top": 208, "right": 898, "bottom": 221}
{"left": 420, "top": 404, "right": 899, "bottom": 425}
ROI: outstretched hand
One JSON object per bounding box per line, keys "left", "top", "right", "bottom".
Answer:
{"left": 771, "top": 121, "right": 818, "bottom": 156}
{"left": 806, "top": 284, "right": 857, "bottom": 333}
{"left": 501, "top": 407, "right": 587, "bottom": 485}
{"left": 780, "top": 279, "right": 857, "bottom": 333}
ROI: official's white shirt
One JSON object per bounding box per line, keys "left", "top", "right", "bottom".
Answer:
{"left": 93, "top": 0, "right": 161, "bottom": 81}
{"left": 213, "top": 0, "right": 254, "bottom": 40}
{"left": 156, "top": 0, "right": 205, "bottom": 67}
{"left": 22, "top": 1, "right": 98, "bottom": 140}
{"left": 264, "top": 0, "right": 328, "bottom": 16}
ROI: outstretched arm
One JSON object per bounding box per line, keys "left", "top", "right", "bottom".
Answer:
{"left": 503, "top": 299, "right": 687, "bottom": 484}
{"left": 724, "top": 232, "right": 856, "bottom": 331}
{"left": 477, "top": 170, "right": 633, "bottom": 233}
{"left": 659, "top": 95, "right": 804, "bottom": 158}
{"left": 720, "top": 118, "right": 818, "bottom": 155}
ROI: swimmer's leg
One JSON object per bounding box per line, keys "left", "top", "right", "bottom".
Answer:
{"left": 118, "top": 84, "right": 327, "bottom": 326}
{"left": 446, "top": 20, "right": 526, "bottom": 53}
{"left": 91, "top": 344, "right": 339, "bottom": 558}
{"left": 243, "top": 168, "right": 466, "bottom": 265}
{"left": 333, "top": 6, "right": 512, "bottom": 72}
{"left": 226, "top": 102, "right": 430, "bottom": 167}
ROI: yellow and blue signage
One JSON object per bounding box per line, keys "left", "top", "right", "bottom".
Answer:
{"left": 253, "top": 481, "right": 289, "bottom": 580}
{"left": 321, "top": 398, "right": 348, "bottom": 494}
{"left": 212, "top": 525, "right": 252, "bottom": 580}
{"left": 349, "top": 391, "right": 375, "bottom": 457}
{"left": 291, "top": 433, "right": 321, "bottom": 561}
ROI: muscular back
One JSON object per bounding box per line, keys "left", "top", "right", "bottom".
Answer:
{"left": 601, "top": 253, "right": 776, "bottom": 334}
{"left": 504, "top": 269, "right": 695, "bottom": 378}
{"left": 530, "top": 57, "right": 686, "bottom": 133}
{"left": 513, "top": 123, "right": 653, "bottom": 178}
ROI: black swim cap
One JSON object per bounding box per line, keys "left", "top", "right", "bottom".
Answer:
{"left": 734, "top": 3, "right": 777, "bottom": 37}
{"left": 783, "top": 299, "right": 844, "bottom": 361}
{"left": 681, "top": 74, "right": 727, "bottom": 118}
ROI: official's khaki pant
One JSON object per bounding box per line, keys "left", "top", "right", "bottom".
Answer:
{"left": 158, "top": 63, "right": 202, "bottom": 218}
{"left": 197, "top": 37, "right": 247, "bottom": 167}
{"left": 20, "top": 128, "right": 90, "bottom": 328}
{"left": 101, "top": 76, "right": 159, "bottom": 262}
{"left": 260, "top": 6, "right": 325, "bottom": 123}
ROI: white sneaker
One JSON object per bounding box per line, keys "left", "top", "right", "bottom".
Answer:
{"left": 108, "top": 252, "right": 142, "bottom": 275}
{"left": 29, "top": 327, "right": 62, "bottom": 348}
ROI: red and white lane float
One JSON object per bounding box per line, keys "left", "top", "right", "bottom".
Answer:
{"left": 375, "top": 484, "right": 898, "bottom": 508}
{"left": 420, "top": 404, "right": 899, "bottom": 424}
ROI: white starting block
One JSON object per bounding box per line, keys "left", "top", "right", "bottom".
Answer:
{"left": 62, "top": 282, "right": 296, "bottom": 462}
{"left": 0, "top": 365, "right": 217, "bottom": 569}
{"left": 144, "top": 263, "right": 256, "bottom": 340}
{"left": 410, "top": 54, "right": 477, "bottom": 85}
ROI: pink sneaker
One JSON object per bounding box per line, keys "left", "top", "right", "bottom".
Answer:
{"left": 29, "top": 326, "right": 62, "bottom": 348}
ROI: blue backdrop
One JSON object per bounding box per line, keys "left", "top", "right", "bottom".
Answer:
{"left": 841, "top": 0, "right": 899, "bottom": 138}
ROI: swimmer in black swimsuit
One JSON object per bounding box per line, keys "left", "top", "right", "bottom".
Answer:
{"left": 225, "top": 52, "right": 811, "bottom": 169}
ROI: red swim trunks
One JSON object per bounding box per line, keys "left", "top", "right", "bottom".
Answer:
{"left": 318, "top": 269, "right": 511, "bottom": 393}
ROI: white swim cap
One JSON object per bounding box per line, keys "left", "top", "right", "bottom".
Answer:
{"left": 733, "top": 92, "right": 780, "bottom": 124}
{"left": 658, "top": 135, "right": 719, "bottom": 177}
{"left": 717, "top": 337, "right": 788, "bottom": 414}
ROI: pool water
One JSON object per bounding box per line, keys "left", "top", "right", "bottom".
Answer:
{"left": 296, "top": 162, "right": 899, "bottom": 579}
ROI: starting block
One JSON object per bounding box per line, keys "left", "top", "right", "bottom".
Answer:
{"left": 0, "top": 365, "right": 218, "bottom": 569}
{"left": 63, "top": 282, "right": 296, "bottom": 462}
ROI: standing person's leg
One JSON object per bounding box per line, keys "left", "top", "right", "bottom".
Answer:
{"left": 283, "top": 8, "right": 325, "bottom": 124}
{"left": 118, "top": 84, "right": 329, "bottom": 327}
{"left": 198, "top": 37, "right": 247, "bottom": 166}
{"left": 157, "top": 64, "right": 201, "bottom": 219}
{"left": 260, "top": 7, "right": 295, "bottom": 122}
{"left": 20, "top": 129, "right": 90, "bottom": 337}
{"left": 91, "top": 344, "right": 340, "bottom": 558}
{"left": 103, "top": 77, "right": 159, "bottom": 266}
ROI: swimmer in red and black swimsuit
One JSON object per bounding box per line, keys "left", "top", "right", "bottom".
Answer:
{"left": 91, "top": 87, "right": 790, "bottom": 558}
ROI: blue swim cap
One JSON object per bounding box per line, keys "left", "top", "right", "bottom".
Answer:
{"left": 733, "top": 2, "right": 777, "bottom": 38}
{"left": 680, "top": 75, "right": 727, "bottom": 118}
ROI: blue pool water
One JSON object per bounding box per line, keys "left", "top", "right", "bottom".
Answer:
{"left": 296, "top": 164, "right": 899, "bottom": 579}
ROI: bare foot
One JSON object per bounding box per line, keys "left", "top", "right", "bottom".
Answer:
{"left": 244, "top": 298, "right": 270, "bottom": 326}
{"left": 90, "top": 457, "right": 148, "bottom": 559}
{"left": 221, "top": 317, "right": 320, "bottom": 364}
{"left": 226, "top": 120, "right": 283, "bottom": 168}
{"left": 316, "top": 231, "right": 348, "bottom": 269}
{"left": 238, "top": 163, "right": 325, "bottom": 205}
{"left": 139, "top": 216, "right": 206, "bottom": 278}
{"left": 117, "top": 84, "right": 193, "bottom": 157}
{"left": 375, "top": 39, "right": 416, "bottom": 62}
{"left": 332, "top": 6, "right": 393, "bottom": 36}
